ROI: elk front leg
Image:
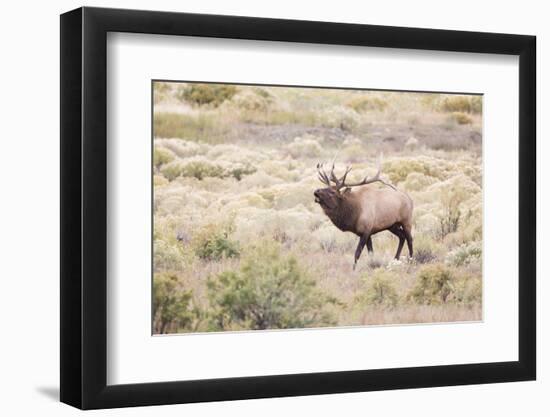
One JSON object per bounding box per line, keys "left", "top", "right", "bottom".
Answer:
{"left": 366, "top": 236, "right": 374, "bottom": 253}
{"left": 354, "top": 234, "right": 369, "bottom": 270}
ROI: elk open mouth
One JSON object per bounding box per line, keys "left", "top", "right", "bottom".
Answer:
{"left": 314, "top": 190, "right": 323, "bottom": 205}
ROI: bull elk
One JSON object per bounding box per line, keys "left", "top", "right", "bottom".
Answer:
{"left": 314, "top": 159, "right": 414, "bottom": 269}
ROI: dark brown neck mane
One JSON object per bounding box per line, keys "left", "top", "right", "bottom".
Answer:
{"left": 322, "top": 197, "right": 358, "bottom": 233}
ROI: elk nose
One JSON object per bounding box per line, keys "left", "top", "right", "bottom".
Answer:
{"left": 314, "top": 189, "right": 320, "bottom": 197}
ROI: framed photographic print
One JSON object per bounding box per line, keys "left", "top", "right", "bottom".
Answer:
{"left": 60, "top": 6, "right": 536, "bottom": 409}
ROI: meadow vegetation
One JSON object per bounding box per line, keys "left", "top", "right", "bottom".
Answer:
{"left": 152, "top": 82, "right": 483, "bottom": 334}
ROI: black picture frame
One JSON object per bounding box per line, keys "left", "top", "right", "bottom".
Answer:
{"left": 60, "top": 6, "right": 536, "bottom": 410}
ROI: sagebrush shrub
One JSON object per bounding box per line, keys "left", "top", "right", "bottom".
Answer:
{"left": 206, "top": 241, "right": 339, "bottom": 330}
{"left": 438, "top": 95, "right": 482, "bottom": 114}
{"left": 347, "top": 95, "right": 388, "bottom": 113}
{"left": 445, "top": 242, "right": 482, "bottom": 267}
{"left": 161, "top": 160, "right": 225, "bottom": 181}
{"left": 227, "top": 163, "right": 257, "bottom": 181}
{"left": 153, "top": 272, "right": 198, "bottom": 334}
{"left": 449, "top": 112, "right": 473, "bottom": 125}
{"left": 409, "top": 264, "right": 454, "bottom": 304}
{"left": 153, "top": 146, "right": 175, "bottom": 169}
{"left": 153, "top": 239, "right": 185, "bottom": 271}
{"left": 361, "top": 270, "right": 398, "bottom": 307}
{"left": 452, "top": 273, "right": 482, "bottom": 306}
{"left": 285, "top": 135, "right": 323, "bottom": 158}
{"left": 437, "top": 192, "right": 463, "bottom": 239}
{"left": 179, "top": 84, "right": 238, "bottom": 107}
{"left": 321, "top": 106, "right": 359, "bottom": 131}
{"left": 192, "top": 223, "right": 240, "bottom": 261}
{"left": 230, "top": 88, "right": 273, "bottom": 111}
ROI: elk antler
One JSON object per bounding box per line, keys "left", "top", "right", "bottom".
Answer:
{"left": 316, "top": 162, "right": 332, "bottom": 186}
{"left": 316, "top": 157, "right": 396, "bottom": 191}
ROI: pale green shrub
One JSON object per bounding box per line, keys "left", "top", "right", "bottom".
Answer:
{"left": 448, "top": 112, "right": 473, "bottom": 125}
{"left": 154, "top": 239, "right": 185, "bottom": 271}
{"left": 409, "top": 264, "right": 454, "bottom": 304}
{"left": 160, "top": 159, "right": 225, "bottom": 181}
{"left": 159, "top": 162, "right": 182, "bottom": 181}
{"left": 230, "top": 88, "right": 272, "bottom": 111}
{"left": 154, "top": 175, "right": 169, "bottom": 187}
{"left": 240, "top": 170, "right": 283, "bottom": 189}
{"left": 383, "top": 157, "right": 443, "bottom": 183}
{"left": 452, "top": 273, "right": 482, "bottom": 306}
{"left": 438, "top": 95, "right": 482, "bottom": 114}
{"left": 401, "top": 172, "right": 438, "bottom": 192}
{"left": 156, "top": 138, "right": 208, "bottom": 158}
{"left": 347, "top": 95, "right": 388, "bottom": 113}
{"left": 285, "top": 135, "right": 323, "bottom": 158}
{"left": 321, "top": 106, "right": 359, "bottom": 131}
{"left": 153, "top": 146, "right": 175, "bottom": 169}
{"left": 205, "top": 144, "right": 267, "bottom": 165}
{"left": 360, "top": 269, "right": 398, "bottom": 307}
{"left": 270, "top": 182, "right": 317, "bottom": 210}
{"left": 437, "top": 204, "right": 461, "bottom": 239}
{"left": 178, "top": 83, "right": 238, "bottom": 107}
{"left": 227, "top": 163, "right": 257, "bottom": 181}
{"left": 446, "top": 242, "right": 482, "bottom": 267}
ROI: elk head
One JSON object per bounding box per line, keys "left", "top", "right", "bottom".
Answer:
{"left": 313, "top": 159, "right": 395, "bottom": 213}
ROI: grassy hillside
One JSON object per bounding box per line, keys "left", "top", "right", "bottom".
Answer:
{"left": 152, "top": 82, "right": 483, "bottom": 334}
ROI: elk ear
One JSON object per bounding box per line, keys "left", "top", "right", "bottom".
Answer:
{"left": 342, "top": 187, "right": 352, "bottom": 195}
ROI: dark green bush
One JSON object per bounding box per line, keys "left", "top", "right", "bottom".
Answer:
{"left": 193, "top": 224, "right": 240, "bottom": 261}
{"left": 206, "top": 242, "right": 339, "bottom": 330}
{"left": 179, "top": 84, "right": 238, "bottom": 107}
{"left": 153, "top": 272, "right": 198, "bottom": 334}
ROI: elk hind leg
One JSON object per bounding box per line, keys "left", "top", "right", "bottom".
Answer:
{"left": 388, "top": 224, "right": 405, "bottom": 259}
{"left": 402, "top": 223, "right": 413, "bottom": 257}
